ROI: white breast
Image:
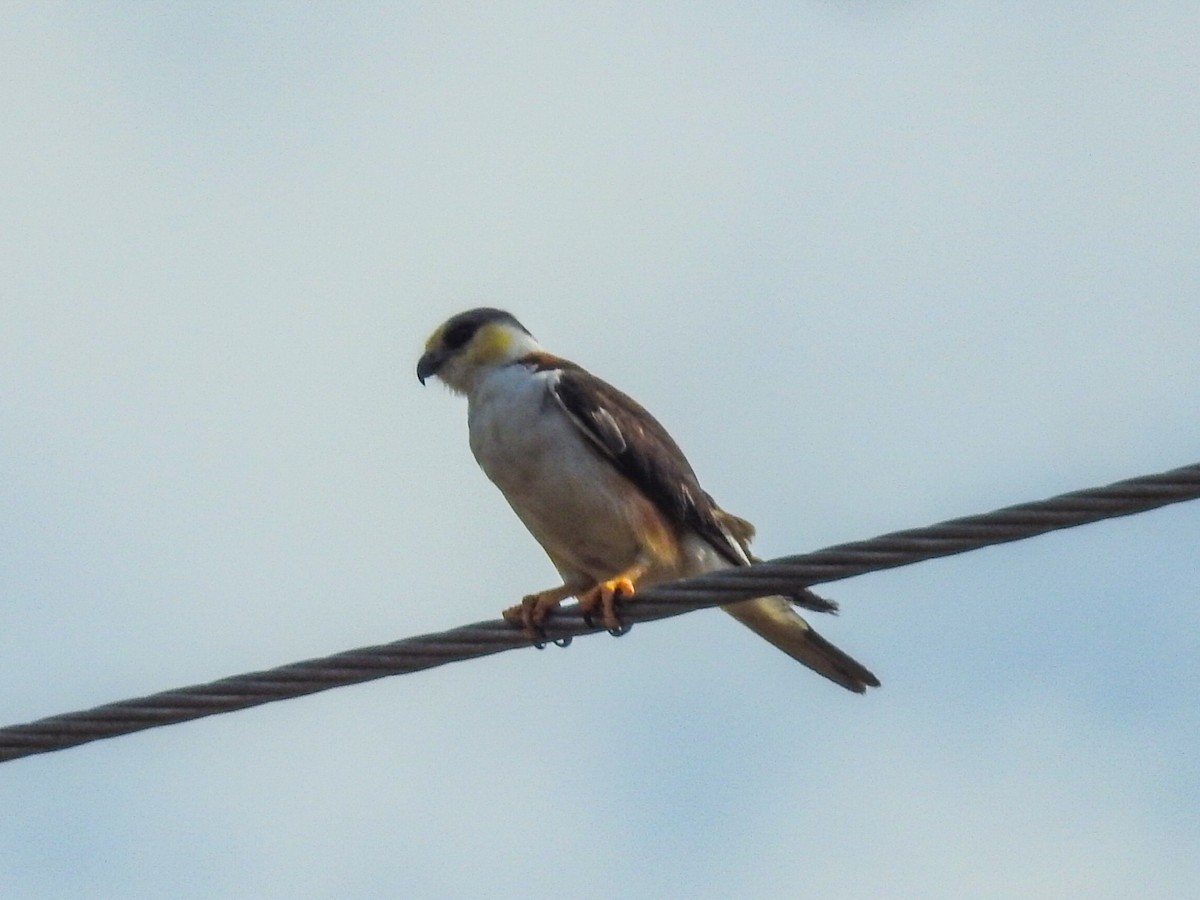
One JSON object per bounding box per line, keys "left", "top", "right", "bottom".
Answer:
{"left": 466, "top": 364, "right": 648, "bottom": 585}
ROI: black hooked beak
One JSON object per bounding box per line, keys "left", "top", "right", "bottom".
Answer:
{"left": 416, "top": 349, "right": 443, "bottom": 385}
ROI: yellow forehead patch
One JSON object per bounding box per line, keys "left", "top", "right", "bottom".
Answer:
{"left": 423, "top": 324, "right": 446, "bottom": 352}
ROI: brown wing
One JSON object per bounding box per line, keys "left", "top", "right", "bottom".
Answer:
{"left": 521, "top": 353, "right": 749, "bottom": 567}
{"left": 520, "top": 354, "right": 869, "bottom": 690}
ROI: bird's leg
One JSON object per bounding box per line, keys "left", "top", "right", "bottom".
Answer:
{"left": 503, "top": 584, "right": 577, "bottom": 642}
{"left": 578, "top": 563, "right": 648, "bottom": 635}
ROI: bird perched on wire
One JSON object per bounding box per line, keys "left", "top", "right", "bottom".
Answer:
{"left": 417, "top": 308, "right": 879, "bottom": 693}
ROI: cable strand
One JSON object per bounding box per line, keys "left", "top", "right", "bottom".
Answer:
{"left": 2, "top": 462, "right": 1197, "bottom": 763}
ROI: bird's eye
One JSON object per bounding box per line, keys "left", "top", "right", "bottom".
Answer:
{"left": 443, "top": 321, "right": 476, "bottom": 350}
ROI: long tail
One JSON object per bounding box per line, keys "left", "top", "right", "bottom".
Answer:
{"left": 721, "top": 596, "right": 880, "bottom": 693}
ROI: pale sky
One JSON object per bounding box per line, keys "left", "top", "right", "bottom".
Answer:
{"left": 2, "top": 4, "right": 1199, "bottom": 898}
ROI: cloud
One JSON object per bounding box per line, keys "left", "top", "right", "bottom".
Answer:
{"left": 2, "top": 3, "right": 1198, "bottom": 898}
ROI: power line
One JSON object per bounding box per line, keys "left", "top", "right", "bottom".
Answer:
{"left": 2, "top": 462, "right": 1197, "bottom": 764}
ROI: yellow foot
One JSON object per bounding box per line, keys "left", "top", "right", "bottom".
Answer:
{"left": 502, "top": 586, "right": 574, "bottom": 641}
{"left": 579, "top": 576, "right": 636, "bottom": 634}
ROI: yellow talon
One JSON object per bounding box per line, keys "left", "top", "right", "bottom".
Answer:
{"left": 579, "top": 577, "right": 636, "bottom": 633}
{"left": 503, "top": 585, "right": 575, "bottom": 641}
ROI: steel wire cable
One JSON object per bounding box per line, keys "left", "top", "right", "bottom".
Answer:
{"left": 2, "top": 462, "right": 1197, "bottom": 764}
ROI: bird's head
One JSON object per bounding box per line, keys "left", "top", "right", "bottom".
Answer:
{"left": 417, "top": 308, "right": 540, "bottom": 394}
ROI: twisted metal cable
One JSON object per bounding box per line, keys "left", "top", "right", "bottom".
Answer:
{"left": 2, "top": 462, "right": 1197, "bottom": 764}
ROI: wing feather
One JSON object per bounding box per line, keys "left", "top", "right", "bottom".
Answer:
{"left": 520, "top": 353, "right": 748, "bottom": 567}
{"left": 516, "top": 353, "right": 868, "bottom": 690}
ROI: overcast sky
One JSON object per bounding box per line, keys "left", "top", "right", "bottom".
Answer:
{"left": 2, "top": 3, "right": 1199, "bottom": 898}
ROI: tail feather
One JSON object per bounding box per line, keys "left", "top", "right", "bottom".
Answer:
{"left": 721, "top": 596, "right": 880, "bottom": 693}
{"left": 744, "top": 551, "right": 839, "bottom": 614}
{"left": 784, "top": 587, "right": 839, "bottom": 614}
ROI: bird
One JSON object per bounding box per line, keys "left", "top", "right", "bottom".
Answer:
{"left": 417, "top": 308, "right": 879, "bottom": 693}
